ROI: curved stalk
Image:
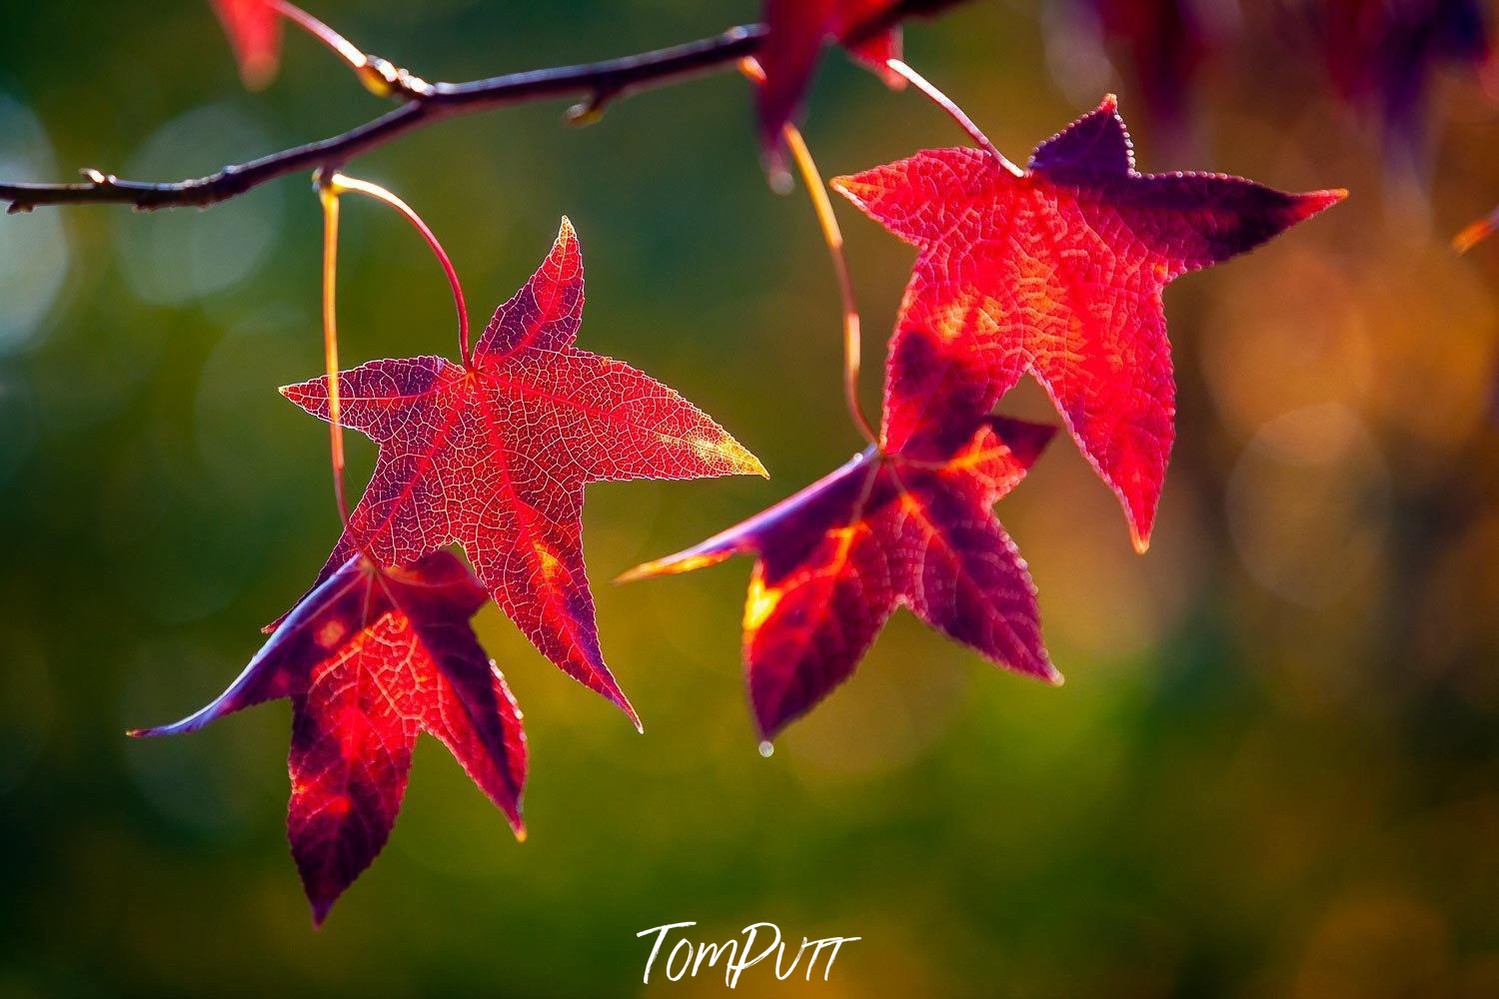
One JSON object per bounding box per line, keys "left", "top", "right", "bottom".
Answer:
{"left": 315, "top": 175, "right": 364, "bottom": 558}
{"left": 741, "top": 58, "right": 878, "bottom": 447}
{"left": 272, "top": 0, "right": 430, "bottom": 98}
{"left": 273, "top": 0, "right": 366, "bottom": 73}
{"left": 780, "top": 126, "right": 879, "bottom": 447}
{"left": 884, "top": 58, "right": 1022, "bottom": 177}
{"left": 327, "top": 173, "right": 473, "bottom": 366}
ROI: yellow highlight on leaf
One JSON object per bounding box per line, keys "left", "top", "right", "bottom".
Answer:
{"left": 534, "top": 543, "right": 566, "bottom": 584}
{"left": 316, "top": 619, "right": 349, "bottom": 649}
{"left": 744, "top": 571, "right": 784, "bottom": 632}
{"left": 677, "top": 430, "right": 768, "bottom": 478}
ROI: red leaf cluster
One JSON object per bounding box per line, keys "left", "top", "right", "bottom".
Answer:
{"left": 278, "top": 219, "right": 763, "bottom": 728}
{"left": 145, "top": 4, "right": 1348, "bottom": 924}
{"left": 137, "top": 222, "right": 763, "bottom": 922}
{"left": 629, "top": 96, "right": 1341, "bottom": 741}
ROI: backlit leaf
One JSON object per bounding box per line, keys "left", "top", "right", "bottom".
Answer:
{"left": 132, "top": 551, "right": 526, "bottom": 926}
{"left": 280, "top": 219, "right": 765, "bottom": 729}
{"left": 624, "top": 417, "right": 1058, "bottom": 740}
{"left": 833, "top": 95, "right": 1345, "bottom": 549}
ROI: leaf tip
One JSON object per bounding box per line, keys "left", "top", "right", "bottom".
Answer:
{"left": 767, "top": 162, "right": 795, "bottom": 196}
{"left": 1297, "top": 188, "right": 1350, "bottom": 222}
{"left": 1453, "top": 211, "right": 1496, "bottom": 254}
{"left": 828, "top": 171, "right": 883, "bottom": 215}
{"left": 609, "top": 689, "right": 644, "bottom": 734}
{"left": 305, "top": 886, "right": 338, "bottom": 929}
{"left": 613, "top": 562, "right": 653, "bottom": 585}
{"left": 737, "top": 444, "right": 770, "bottom": 480}
{"left": 616, "top": 547, "right": 734, "bottom": 584}
{"left": 237, "top": 55, "right": 280, "bottom": 92}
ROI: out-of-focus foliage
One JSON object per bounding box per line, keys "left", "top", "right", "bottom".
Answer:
{"left": 0, "top": 1, "right": 1495, "bottom": 995}
{"left": 210, "top": 0, "right": 284, "bottom": 90}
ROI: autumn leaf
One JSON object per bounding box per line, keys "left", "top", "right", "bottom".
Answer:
{"left": 757, "top": 0, "right": 968, "bottom": 164}
{"left": 279, "top": 219, "right": 765, "bottom": 730}
{"left": 131, "top": 551, "right": 526, "bottom": 926}
{"left": 832, "top": 95, "right": 1346, "bottom": 550}
{"left": 623, "top": 417, "right": 1058, "bottom": 741}
{"left": 210, "top": 0, "right": 283, "bottom": 90}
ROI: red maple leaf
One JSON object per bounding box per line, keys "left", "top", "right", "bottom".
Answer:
{"left": 131, "top": 551, "right": 526, "bottom": 926}
{"left": 757, "top": 1, "right": 968, "bottom": 161}
{"left": 832, "top": 95, "right": 1346, "bottom": 550}
{"left": 279, "top": 219, "right": 765, "bottom": 729}
{"left": 623, "top": 417, "right": 1058, "bottom": 741}
{"left": 210, "top": 0, "right": 283, "bottom": 90}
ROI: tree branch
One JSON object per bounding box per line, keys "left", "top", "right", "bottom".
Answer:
{"left": 1, "top": 25, "right": 766, "bottom": 214}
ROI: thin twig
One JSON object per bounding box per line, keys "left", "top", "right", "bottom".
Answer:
{"left": 272, "top": 0, "right": 432, "bottom": 99}
{"left": 0, "top": 0, "right": 994, "bottom": 214}
{"left": 1, "top": 25, "right": 768, "bottom": 214}
{"left": 274, "top": 0, "right": 367, "bottom": 75}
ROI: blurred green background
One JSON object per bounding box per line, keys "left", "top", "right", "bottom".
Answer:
{"left": 2, "top": 1, "right": 1497, "bottom": 995}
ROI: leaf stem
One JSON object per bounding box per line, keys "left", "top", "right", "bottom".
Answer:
{"left": 326, "top": 173, "right": 472, "bottom": 366}
{"left": 314, "top": 173, "right": 360, "bottom": 552}
{"left": 884, "top": 59, "right": 1023, "bottom": 177}
{"left": 782, "top": 126, "right": 878, "bottom": 446}
{"left": 741, "top": 58, "right": 878, "bottom": 448}
{"left": 271, "top": 0, "right": 432, "bottom": 99}
{"left": 272, "top": 0, "right": 366, "bottom": 74}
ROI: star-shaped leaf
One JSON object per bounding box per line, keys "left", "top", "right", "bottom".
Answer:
{"left": 132, "top": 551, "right": 526, "bottom": 926}
{"left": 280, "top": 219, "right": 765, "bottom": 729}
{"left": 623, "top": 417, "right": 1058, "bottom": 741}
{"left": 833, "top": 95, "right": 1346, "bottom": 549}
{"left": 210, "top": 0, "right": 283, "bottom": 90}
